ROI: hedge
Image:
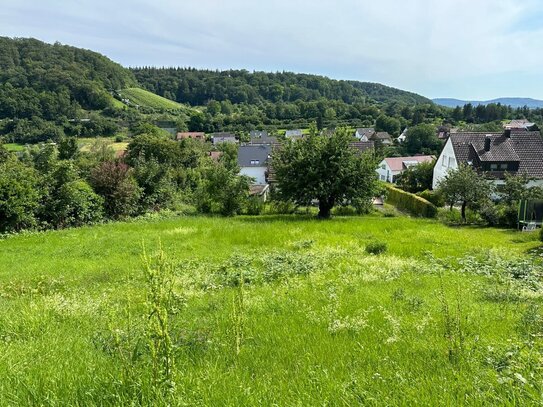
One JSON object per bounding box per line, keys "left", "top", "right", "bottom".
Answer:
{"left": 384, "top": 185, "right": 438, "bottom": 218}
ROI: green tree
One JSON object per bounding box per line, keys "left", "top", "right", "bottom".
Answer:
{"left": 375, "top": 115, "right": 401, "bottom": 137}
{"left": 395, "top": 161, "right": 435, "bottom": 193}
{"left": 404, "top": 124, "right": 442, "bottom": 155}
{"left": 195, "top": 160, "right": 250, "bottom": 216}
{"left": 437, "top": 165, "right": 493, "bottom": 222}
{"left": 90, "top": 161, "right": 141, "bottom": 219}
{"left": 273, "top": 128, "right": 379, "bottom": 218}
{"left": 0, "top": 156, "right": 41, "bottom": 232}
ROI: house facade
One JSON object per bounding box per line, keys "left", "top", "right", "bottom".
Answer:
{"left": 355, "top": 128, "right": 375, "bottom": 141}
{"left": 432, "top": 131, "right": 543, "bottom": 189}
{"left": 377, "top": 155, "right": 435, "bottom": 183}
{"left": 238, "top": 144, "right": 271, "bottom": 185}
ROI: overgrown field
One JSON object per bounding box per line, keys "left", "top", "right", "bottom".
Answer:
{"left": 0, "top": 214, "right": 542, "bottom": 405}
{"left": 118, "top": 88, "right": 187, "bottom": 111}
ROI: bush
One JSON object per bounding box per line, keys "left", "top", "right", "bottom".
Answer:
{"left": 385, "top": 185, "right": 437, "bottom": 218}
{"left": 366, "top": 241, "right": 388, "bottom": 255}
{"left": 417, "top": 190, "right": 445, "bottom": 207}
{"left": 540, "top": 227, "right": 543, "bottom": 242}
{"left": 245, "top": 196, "right": 264, "bottom": 215}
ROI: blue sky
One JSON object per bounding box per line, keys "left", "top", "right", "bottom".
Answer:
{"left": 2, "top": 0, "right": 543, "bottom": 100}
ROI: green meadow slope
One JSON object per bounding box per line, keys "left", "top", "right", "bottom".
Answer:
{"left": 118, "top": 88, "right": 191, "bottom": 111}
{"left": 0, "top": 214, "right": 541, "bottom": 405}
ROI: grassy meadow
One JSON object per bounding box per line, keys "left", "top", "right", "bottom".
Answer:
{"left": 0, "top": 213, "right": 542, "bottom": 405}
{"left": 119, "top": 88, "right": 189, "bottom": 111}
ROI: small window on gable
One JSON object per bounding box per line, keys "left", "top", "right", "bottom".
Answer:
{"left": 442, "top": 155, "right": 447, "bottom": 167}
{"left": 448, "top": 157, "right": 454, "bottom": 167}
{"left": 381, "top": 164, "right": 386, "bottom": 169}
{"left": 490, "top": 163, "right": 498, "bottom": 171}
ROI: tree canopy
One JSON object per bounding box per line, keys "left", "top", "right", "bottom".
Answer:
{"left": 273, "top": 128, "right": 379, "bottom": 218}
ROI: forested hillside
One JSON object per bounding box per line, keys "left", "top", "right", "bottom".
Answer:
{"left": 131, "top": 68, "right": 430, "bottom": 106}
{"left": 0, "top": 37, "right": 136, "bottom": 118}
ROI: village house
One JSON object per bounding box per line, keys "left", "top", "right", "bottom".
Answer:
{"left": 377, "top": 155, "right": 435, "bottom": 183}
{"left": 354, "top": 128, "right": 393, "bottom": 145}
{"left": 238, "top": 144, "right": 271, "bottom": 185}
{"left": 372, "top": 131, "right": 393, "bottom": 145}
{"left": 176, "top": 132, "right": 206, "bottom": 141}
{"left": 354, "top": 128, "right": 375, "bottom": 141}
{"left": 398, "top": 128, "right": 408, "bottom": 143}
{"left": 285, "top": 129, "right": 303, "bottom": 139}
{"left": 504, "top": 119, "right": 536, "bottom": 131}
{"left": 432, "top": 130, "right": 543, "bottom": 189}
{"left": 211, "top": 132, "right": 238, "bottom": 145}
{"left": 248, "top": 130, "right": 278, "bottom": 145}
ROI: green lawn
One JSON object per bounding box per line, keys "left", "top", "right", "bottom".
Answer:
{"left": 0, "top": 214, "right": 541, "bottom": 405}
{"left": 4, "top": 143, "right": 25, "bottom": 152}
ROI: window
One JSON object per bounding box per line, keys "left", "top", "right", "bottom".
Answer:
{"left": 448, "top": 157, "right": 454, "bottom": 167}
{"left": 490, "top": 163, "right": 498, "bottom": 171}
{"left": 250, "top": 160, "right": 260, "bottom": 165}
{"left": 380, "top": 175, "right": 385, "bottom": 181}
{"left": 499, "top": 163, "right": 508, "bottom": 170}
{"left": 442, "top": 155, "right": 447, "bottom": 167}
{"left": 381, "top": 164, "right": 386, "bottom": 170}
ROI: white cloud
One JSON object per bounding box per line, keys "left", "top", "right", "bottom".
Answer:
{"left": 2, "top": 0, "right": 543, "bottom": 99}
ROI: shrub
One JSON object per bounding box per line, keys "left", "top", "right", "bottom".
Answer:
{"left": 385, "top": 185, "right": 437, "bottom": 218}
{"left": 366, "top": 241, "right": 388, "bottom": 255}
{"left": 417, "top": 189, "right": 445, "bottom": 207}
{"left": 245, "top": 196, "right": 264, "bottom": 215}
{"left": 90, "top": 161, "right": 141, "bottom": 219}
{"left": 540, "top": 227, "right": 543, "bottom": 242}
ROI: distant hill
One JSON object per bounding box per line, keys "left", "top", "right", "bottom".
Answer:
{"left": 131, "top": 68, "right": 432, "bottom": 106}
{"left": 0, "top": 37, "right": 138, "bottom": 119}
{"left": 433, "top": 97, "right": 543, "bottom": 109}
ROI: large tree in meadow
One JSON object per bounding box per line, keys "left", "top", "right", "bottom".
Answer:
{"left": 437, "top": 164, "right": 493, "bottom": 222}
{"left": 273, "top": 127, "right": 379, "bottom": 218}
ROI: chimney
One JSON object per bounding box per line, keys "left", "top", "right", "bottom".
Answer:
{"left": 484, "top": 136, "right": 491, "bottom": 152}
{"left": 504, "top": 129, "right": 512, "bottom": 138}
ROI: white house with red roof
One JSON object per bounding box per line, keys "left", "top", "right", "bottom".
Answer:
{"left": 377, "top": 155, "right": 435, "bottom": 183}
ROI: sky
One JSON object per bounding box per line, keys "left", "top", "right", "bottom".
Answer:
{"left": 2, "top": 0, "right": 543, "bottom": 100}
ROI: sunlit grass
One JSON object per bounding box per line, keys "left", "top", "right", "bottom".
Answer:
{"left": 0, "top": 214, "right": 541, "bottom": 405}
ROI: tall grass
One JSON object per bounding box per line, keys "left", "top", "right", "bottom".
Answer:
{"left": 0, "top": 214, "right": 541, "bottom": 405}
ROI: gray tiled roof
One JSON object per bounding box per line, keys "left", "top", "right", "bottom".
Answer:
{"left": 238, "top": 145, "right": 272, "bottom": 167}
{"left": 450, "top": 132, "right": 543, "bottom": 178}
{"left": 349, "top": 141, "right": 375, "bottom": 153}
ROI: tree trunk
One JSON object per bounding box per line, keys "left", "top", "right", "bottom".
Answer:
{"left": 461, "top": 201, "right": 467, "bottom": 222}
{"left": 318, "top": 197, "right": 334, "bottom": 219}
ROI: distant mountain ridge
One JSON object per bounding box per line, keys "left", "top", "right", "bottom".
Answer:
{"left": 433, "top": 97, "right": 543, "bottom": 109}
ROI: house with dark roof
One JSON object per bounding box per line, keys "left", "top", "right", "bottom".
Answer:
{"left": 349, "top": 141, "right": 375, "bottom": 154}
{"left": 211, "top": 132, "right": 238, "bottom": 145}
{"left": 250, "top": 130, "right": 268, "bottom": 138}
{"left": 504, "top": 119, "right": 536, "bottom": 131}
{"left": 285, "top": 129, "right": 303, "bottom": 139}
{"left": 355, "top": 128, "right": 375, "bottom": 141}
{"left": 238, "top": 145, "right": 271, "bottom": 185}
{"left": 377, "top": 155, "right": 435, "bottom": 183}
{"left": 248, "top": 130, "right": 277, "bottom": 145}
{"left": 372, "top": 132, "right": 393, "bottom": 145}
{"left": 432, "top": 131, "right": 543, "bottom": 189}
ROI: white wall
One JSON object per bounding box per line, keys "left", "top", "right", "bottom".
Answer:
{"left": 376, "top": 160, "right": 393, "bottom": 182}
{"left": 432, "top": 138, "right": 457, "bottom": 189}
{"left": 240, "top": 166, "right": 267, "bottom": 185}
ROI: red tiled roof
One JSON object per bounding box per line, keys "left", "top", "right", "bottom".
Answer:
{"left": 384, "top": 155, "right": 435, "bottom": 171}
